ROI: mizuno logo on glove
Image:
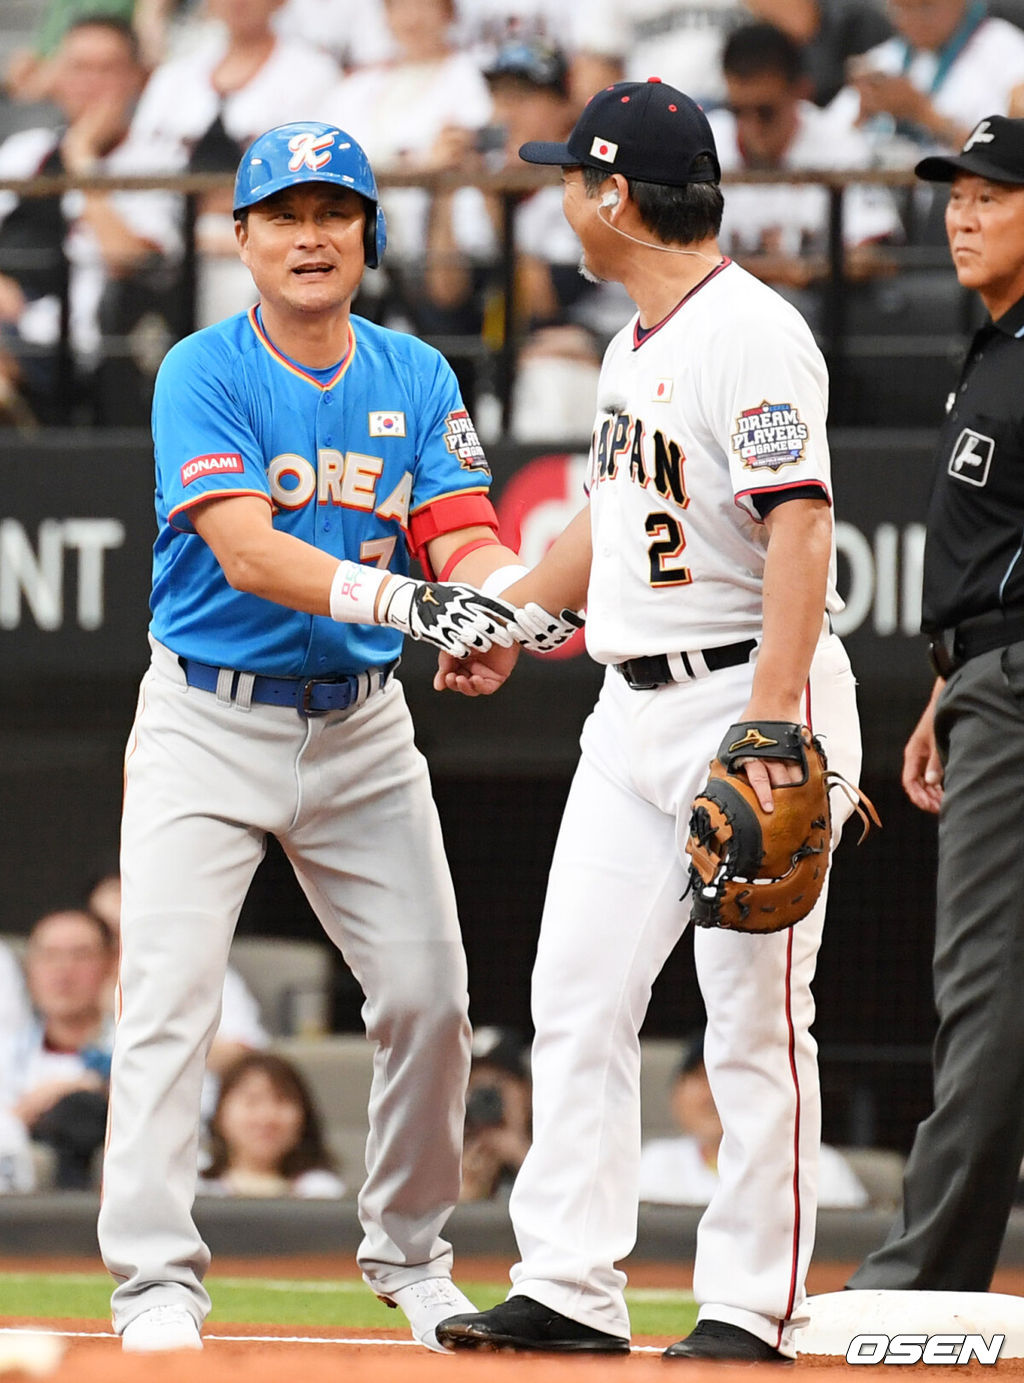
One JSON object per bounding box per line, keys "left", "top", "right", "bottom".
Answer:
{"left": 728, "top": 727, "right": 779, "bottom": 753}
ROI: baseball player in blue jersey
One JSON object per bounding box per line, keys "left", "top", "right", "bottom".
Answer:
{"left": 96, "top": 121, "right": 578, "bottom": 1355}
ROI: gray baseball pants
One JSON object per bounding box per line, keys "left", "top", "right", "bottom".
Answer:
{"left": 849, "top": 640, "right": 1024, "bottom": 1290}
{"left": 98, "top": 639, "right": 471, "bottom": 1331}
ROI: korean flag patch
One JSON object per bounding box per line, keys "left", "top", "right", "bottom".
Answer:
{"left": 368, "top": 411, "right": 406, "bottom": 437}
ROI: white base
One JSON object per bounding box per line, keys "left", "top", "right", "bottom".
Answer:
{"left": 796, "top": 1290, "right": 1024, "bottom": 1357}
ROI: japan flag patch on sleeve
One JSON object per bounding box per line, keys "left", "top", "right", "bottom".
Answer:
{"left": 369, "top": 410, "right": 406, "bottom": 437}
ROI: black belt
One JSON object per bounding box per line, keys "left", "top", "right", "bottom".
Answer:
{"left": 929, "top": 609, "right": 1024, "bottom": 678}
{"left": 616, "top": 638, "right": 758, "bottom": 690}
{"left": 181, "top": 657, "right": 397, "bottom": 717}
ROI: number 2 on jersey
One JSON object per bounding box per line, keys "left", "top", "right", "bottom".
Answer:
{"left": 644, "top": 511, "right": 691, "bottom": 587}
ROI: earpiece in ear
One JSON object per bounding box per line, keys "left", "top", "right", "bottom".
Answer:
{"left": 600, "top": 190, "right": 620, "bottom": 208}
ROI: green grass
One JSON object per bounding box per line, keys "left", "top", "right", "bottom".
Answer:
{"left": 0, "top": 1272, "right": 697, "bottom": 1337}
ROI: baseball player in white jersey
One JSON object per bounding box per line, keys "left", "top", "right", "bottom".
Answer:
{"left": 435, "top": 81, "right": 864, "bottom": 1361}
{"left": 96, "top": 120, "right": 578, "bottom": 1356}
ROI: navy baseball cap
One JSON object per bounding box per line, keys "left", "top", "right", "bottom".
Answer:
{"left": 484, "top": 38, "right": 568, "bottom": 96}
{"left": 916, "top": 115, "right": 1024, "bottom": 185}
{"left": 520, "top": 78, "right": 720, "bottom": 186}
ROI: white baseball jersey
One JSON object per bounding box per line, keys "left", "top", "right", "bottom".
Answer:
{"left": 584, "top": 258, "right": 842, "bottom": 663}
{"left": 504, "top": 259, "right": 864, "bottom": 1355}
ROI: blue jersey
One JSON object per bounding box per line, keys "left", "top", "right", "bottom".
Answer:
{"left": 149, "top": 307, "right": 494, "bottom": 675}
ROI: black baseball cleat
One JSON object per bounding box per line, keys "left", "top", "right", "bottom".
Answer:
{"left": 435, "top": 1294, "right": 630, "bottom": 1353}
{"left": 663, "top": 1319, "right": 794, "bottom": 1363}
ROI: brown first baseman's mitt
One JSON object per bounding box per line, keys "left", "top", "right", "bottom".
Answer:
{"left": 684, "top": 721, "right": 879, "bottom": 934}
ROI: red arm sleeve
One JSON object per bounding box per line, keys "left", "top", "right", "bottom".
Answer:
{"left": 407, "top": 490, "right": 499, "bottom": 576}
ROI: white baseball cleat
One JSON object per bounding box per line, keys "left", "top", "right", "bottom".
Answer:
{"left": 121, "top": 1305, "right": 203, "bottom": 1352}
{"left": 381, "top": 1278, "right": 477, "bottom": 1353}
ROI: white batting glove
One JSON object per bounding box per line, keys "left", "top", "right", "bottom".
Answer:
{"left": 380, "top": 576, "right": 520, "bottom": 658}
{"left": 508, "top": 603, "right": 585, "bottom": 653}
{"left": 478, "top": 564, "right": 584, "bottom": 653}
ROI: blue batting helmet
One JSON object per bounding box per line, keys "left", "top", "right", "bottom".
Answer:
{"left": 233, "top": 121, "right": 387, "bottom": 268}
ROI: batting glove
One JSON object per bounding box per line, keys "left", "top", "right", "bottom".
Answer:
{"left": 508, "top": 603, "right": 585, "bottom": 653}
{"left": 381, "top": 577, "right": 520, "bottom": 659}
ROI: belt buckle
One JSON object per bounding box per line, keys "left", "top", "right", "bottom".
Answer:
{"left": 618, "top": 661, "right": 658, "bottom": 691}
{"left": 298, "top": 678, "right": 333, "bottom": 718}
{"left": 929, "top": 630, "right": 959, "bottom": 679}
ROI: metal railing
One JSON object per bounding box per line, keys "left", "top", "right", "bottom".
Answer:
{"left": 0, "top": 164, "right": 968, "bottom": 432}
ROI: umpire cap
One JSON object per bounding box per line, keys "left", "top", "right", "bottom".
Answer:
{"left": 916, "top": 115, "right": 1024, "bottom": 186}
{"left": 520, "top": 77, "right": 720, "bottom": 186}
{"left": 233, "top": 121, "right": 388, "bottom": 268}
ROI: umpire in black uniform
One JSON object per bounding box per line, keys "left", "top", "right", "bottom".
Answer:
{"left": 850, "top": 115, "right": 1024, "bottom": 1292}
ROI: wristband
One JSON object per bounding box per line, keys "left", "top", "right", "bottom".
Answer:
{"left": 328, "top": 560, "right": 392, "bottom": 624}
{"left": 480, "top": 563, "right": 529, "bottom": 597}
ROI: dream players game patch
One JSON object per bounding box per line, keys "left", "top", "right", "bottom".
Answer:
{"left": 731, "top": 401, "right": 808, "bottom": 472}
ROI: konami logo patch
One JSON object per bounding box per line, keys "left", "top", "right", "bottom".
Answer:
{"left": 181, "top": 453, "right": 244, "bottom": 485}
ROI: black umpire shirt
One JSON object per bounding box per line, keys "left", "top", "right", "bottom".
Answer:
{"left": 922, "top": 292, "right": 1024, "bottom": 633}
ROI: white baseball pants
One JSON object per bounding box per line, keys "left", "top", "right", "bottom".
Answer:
{"left": 508, "top": 632, "right": 861, "bottom": 1356}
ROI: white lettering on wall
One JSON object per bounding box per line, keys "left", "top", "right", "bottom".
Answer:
{"left": 833, "top": 521, "right": 926, "bottom": 639}
{"left": 0, "top": 518, "right": 125, "bottom": 630}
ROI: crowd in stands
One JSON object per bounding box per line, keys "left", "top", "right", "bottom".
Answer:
{"left": 1, "top": 0, "right": 1022, "bottom": 429}
{"left": 638, "top": 1029, "right": 870, "bottom": 1210}
{"left": 2, "top": 908, "right": 894, "bottom": 1209}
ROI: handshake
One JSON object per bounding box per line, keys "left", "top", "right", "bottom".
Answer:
{"left": 383, "top": 576, "right": 583, "bottom": 659}
{"left": 328, "top": 559, "right": 583, "bottom": 659}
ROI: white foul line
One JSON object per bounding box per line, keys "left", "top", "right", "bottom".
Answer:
{"left": 0, "top": 1326, "right": 664, "bottom": 1354}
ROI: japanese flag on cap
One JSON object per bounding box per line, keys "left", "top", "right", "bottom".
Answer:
{"left": 519, "top": 78, "right": 720, "bottom": 186}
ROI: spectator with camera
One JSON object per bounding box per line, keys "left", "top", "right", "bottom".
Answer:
{"left": 460, "top": 1027, "right": 531, "bottom": 1202}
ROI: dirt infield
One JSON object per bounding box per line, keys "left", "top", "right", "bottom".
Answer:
{"left": 2, "top": 1326, "right": 1024, "bottom": 1382}
{"left": 3, "top": 1257, "right": 1024, "bottom": 1380}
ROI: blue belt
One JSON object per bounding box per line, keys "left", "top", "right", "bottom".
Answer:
{"left": 180, "top": 657, "right": 397, "bottom": 717}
